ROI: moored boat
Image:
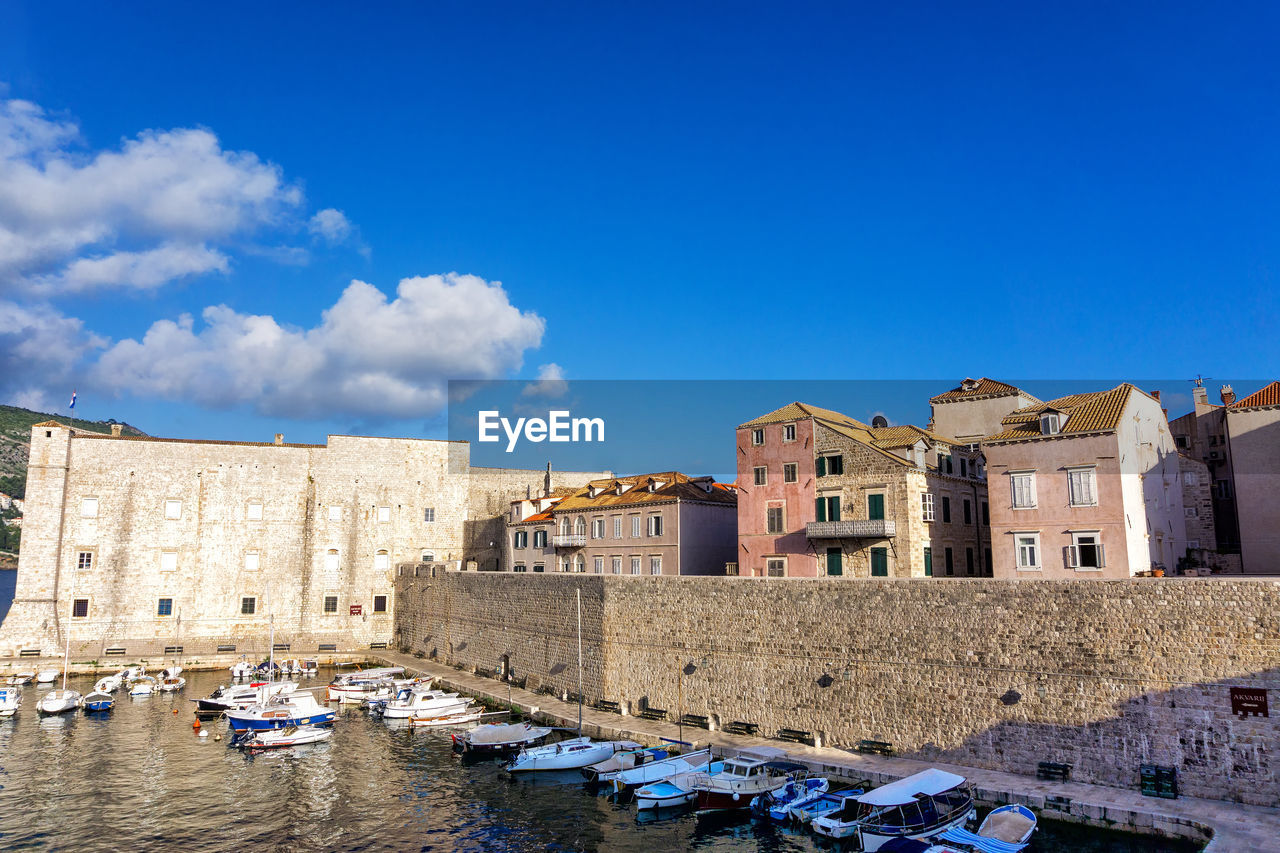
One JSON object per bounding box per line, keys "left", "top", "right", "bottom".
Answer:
{"left": 373, "top": 687, "right": 470, "bottom": 719}
{"left": 158, "top": 676, "right": 186, "bottom": 693}
{"left": 230, "top": 660, "right": 255, "bottom": 679}
{"left": 194, "top": 681, "right": 296, "bottom": 716}
{"left": 937, "top": 803, "right": 1037, "bottom": 851}
{"left": 35, "top": 668, "right": 60, "bottom": 684}
{"left": 789, "top": 787, "right": 862, "bottom": 825}
{"left": 811, "top": 768, "right": 976, "bottom": 850}
{"left": 235, "top": 723, "right": 334, "bottom": 750}
{"left": 326, "top": 667, "right": 405, "bottom": 703}
{"left": 583, "top": 745, "right": 669, "bottom": 784}
{"left": 451, "top": 721, "right": 552, "bottom": 754}
{"left": 506, "top": 737, "right": 640, "bottom": 773}
{"left": 689, "top": 754, "right": 808, "bottom": 814}
{"left": 225, "top": 691, "right": 335, "bottom": 731}
{"left": 0, "top": 686, "right": 21, "bottom": 716}
{"left": 128, "top": 676, "right": 156, "bottom": 697}
{"left": 408, "top": 707, "right": 485, "bottom": 727}
{"left": 612, "top": 747, "right": 713, "bottom": 795}
{"left": 634, "top": 760, "right": 725, "bottom": 810}
{"left": 36, "top": 689, "right": 82, "bottom": 715}
{"left": 5, "top": 672, "right": 35, "bottom": 686}
{"left": 82, "top": 690, "right": 114, "bottom": 712}
{"left": 751, "top": 774, "right": 830, "bottom": 822}
{"left": 93, "top": 674, "right": 122, "bottom": 694}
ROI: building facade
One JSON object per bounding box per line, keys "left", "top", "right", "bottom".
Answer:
{"left": 0, "top": 420, "right": 606, "bottom": 657}
{"left": 929, "top": 378, "right": 1042, "bottom": 444}
{"left": 736, "top": 402, "right": 990, "bottom": 578}
{"left": 1168, "top": 383, "right": 1243, "bottom": 560}
{"left": 1223, "top": 381, "right": 1280, "bottom": 573}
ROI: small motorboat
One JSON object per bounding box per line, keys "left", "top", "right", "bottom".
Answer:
{"left": 326, "top": 667, "right": 405, "bottom": 703}
{"left": 506, "top": 737, "right": 641, "bottom": 773}
{"left": 6, "top": 672, "right": 36, "bottom": 686}
{"left": 408, "top": 707, "right": 485, "bottom": 727}
{"left": 230, "top": 660, "right": 255, "bottom": 679}
{"left": 789, "top": 787, "right": 863, "bottom": 825}
{"left": 235, "top": 724, "right": 334, "bottom": 750}
{"left": 299, "top": 660, "right": 318, "bottom": 676}
{"left": 373, "top": 687, "right": 471, "bottom": 719}
{"left": 634, "top": 761, "right": 725, "bottom": 811}
{"left": 36, "top": 689, "right": 82, "bottom": 715}
{"left": 938, "top": 803, "right": 1038, "bottom": 851}
{"left": 612, "top": 748, "right": 713, "bottom": 795}
{"left": 812, "top": 768, "right": 976, "bottom": 850}
{"left": 94, "top": 674, "right": 123, "bottom": 694}
{"left": 35, "top": 669, "right": 60, "bottom": 684}
{"left": 583, "top": 746, "right": 669, "bottom": 785}
{"left": 690, "top": 753, "right": 807, "bottom": 814}
{"left": 752, "top": 774, "right": 831, "bottom": 822}
{"left": 451, "top": 722, "right": 552, "bottom": 754}
{"left": 158, "top": 676, "right": 186, "bottom": 693}
{"left": 0, "top": 686, "right": 21, "bottom": 716}
{"left": 160, "top": 665, "right": 183, "bottom": 680}
{"left": 193, "top": 681, "right": 296, "bottom": 716}
{"left": 129, "top": 677, "right": 157, "bottom": 697}
{"left": 120, "top": 666, "right": 146, "bottom": 681}
{"left": 82, "top": 690, "right": 115, "bottom": 712}
{"left": 224, "top": 692, "right": 335, "bottom": 731}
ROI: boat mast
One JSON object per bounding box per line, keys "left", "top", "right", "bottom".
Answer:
{"left": 576, "top": 587, "right": 583, "bottom": 735}
{"left": 61, "top": 570, "right": 74, "bottom": 691}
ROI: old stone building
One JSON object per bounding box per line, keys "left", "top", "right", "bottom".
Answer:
{"left": 737, "top": 402, "right": 989, "bottom": 578}
{"left": 928, "top": 377, "right": 1041, "bottom": 444}
{"left": 0, "top": 420, "right": 606, "bottom": 657}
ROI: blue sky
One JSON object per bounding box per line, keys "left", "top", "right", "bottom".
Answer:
{"left": 1, "top": 3, "right": 1277, "bottom": 456}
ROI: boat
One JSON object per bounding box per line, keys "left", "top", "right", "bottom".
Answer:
{"left": 689, "top": 753, "right": 809, "bottom": 814}
{"left": 193, "top": 681, "right": 296, "bottom": 715}
{"left": 299, "top": 660, "right": 318, "bottom": 675}
{"left": 326, "top": 667, "right": 405, "bottom": 703}
{"left": 158, "top": 676, "right": 186, "bottom": 693}
{"left": 611, "top": 747, "right": 713, "bottom": 795}
{"left": 82, "top": 690, "right": 115, "bottom": 712}
{"left": 36, "top": 689, "right": 82, "bottom": 714}
{"left": 408, "top": 707, "right": 485, "bottom": 727}
{"left": 372, "top": 687, "right": 471, "bottom": 719}
{"left": 751, "top": 774, "right": 831, "bottom": 821}
{"left": 129, "top": 677, "right": 156, "bottom": 697}
{"left": 358, "top": 676, "right": 434, "bottom": 709}
{"left": 93, "top": 674, "right": 122, "bottom": 694}
{"left": 120, "top": 666, "right": 146, "bottom": 681}
{"left": 36, "top": 668, "right": 60, "bottom": 684}
{"left": 635, "top": 761, "right": 725, "bottom": 810}
{"left": 506, "top": 737, "right": 641, "bottom": 773}
{"left": 0, "top": 686, "right": 21, "bottom": 716}
{"left": 583, "top": 745, "right": 669, "bottom": 784}
{"left": 160, "top": 665, "right": 183, "bottom": 680}
{"left": 877, "top": 841, "right": 968, "bottom": 853}
{"left": 938, "top": 804, "right": 1038, "bottom": 852}
{"left": 789, "top": 787, "right": 863, "bottom": 825}
{"left": 5, "top": 672, "right": 35, "bottom": 686}
{"left": 230, "top": 660, "right": 256, "bottom": 679}
{"left": 811, "top": 768, "right": 976, "bottom": 850}
{"left": 234, "top": 723, "right": 334, "bottom": 750}
{"left": 224, "top": 691, "right": 336, "bottom": 731}
{"left": 451, "top": 721, "right": 553, "bottom": 754}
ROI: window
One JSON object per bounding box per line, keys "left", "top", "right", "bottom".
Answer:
{"left": 574, "top": 516, "right": 587, "bottom": 536}
{"left": 870, "top": 547, "right": 888, "bottom": 576}
{"left": 960, "top": 458, "right": 968, "bottom": 478}
{"left": 939, "top": 454, "right": 953, "bottom": 474}
{"left": 631, "top": 557, "right": 642, "bottom": 575}
{"left": 1016, "top": 533, "right": 1041, "bottom": 569}
{"left": 1040, "top": 412, "right": 1061, "bottom": 435}
{"left": 323, "top": 595, "right": 338, "bottom": 614}
{"left": 751, "top": 428, "right": 765, "bottom": 445}
{"left": 533, "top": 564, "right": 544, "bottom": 573}
{"left": 244, "top": 551, "right": 260, "bottom": 571}
{"left": 374, "top": 550, "right": 390, "bottom": 570}
{"left": 867, "top": 493, "right": 884, "bottom": 521}
{"left": 591, "top": 519, "right": 605, "bottom": 539}
{"left": 611, "top": 557, "right": 622, "bottom": 574}
{"left": 164, "top": 499, "right": 182, "bottom": 520}
{"left": 1068, "top": 468, "right": 1097, "bottom": 507}
{"left": 160, "top": 550, "right": 178, "bottom": 572}
{"left": 373, "top": 595, "right": 388, "bottom": 613}
{"left": 815, "top": 495, "right": 841, "bottom": 522}
{"left": 241, "top": 597, "right": 256, "bottom": 615}
{"left": 825, "top": 547, "right": 842, "bottom": 576}
{"left": 247, "top": 501, "right": 263, "bottom": 521}
{"left": 77, "top": 551, "right": 93, "bottom": 571}
{"left": 753, "top": 466, "right": 767, "bottom": 486}
{"left": 421, "top": 553, "right": 434, "bottom": 562}
{"left": 613, "top": 516, "right": 623, "bottom": 538}
{"left": 944, "top": 547, "right": 954, "bottom": 576}
{"left": 328, "top": 505, "right": 341, "bottom": 521}
{"left": 533, "top": 529, "right": 547, "bottom": 548}
{"left": 647, "top": 515, "right": 664, "bottom": 536}
{"left": 377, "top": 506, "right": 391, "bottom": 523}
{"left": 1183, "top": 471, "right": 1197, "bottom": 486}
{"left": 766, "top": 505, "right": 785, "bottom": 534}
{"left": 649, "top": 556, "right": 662, "bottom": 575}
{"left": 1175, "top": 434, "right": 1190, "bottom": 449}
{"left": 513, "top": 564, "right": 526, "bottom": 572}
{"left": 560, "top": 560, "right": 570, "bottom": 572}
{"left": 963, "top": 499, "right": 972, "bottom": 525}
{"left": 966, "top": 548, "right": 975, "bottom": 575}
{"left": 783, "top": 463, "right": 798, "bottom": 483}
{"left": 982, "top": 502, "right": 989, "bottom": 526}
{"left": 514, "top": 530, "right": 528, "bottom": 549}
{"left": 1214, "top": 480, "right": 1233, "bottom": 499}
{"left": 72, "top": 598, "right": 89, "bottom": 618}
{"left": 631, "top": 515, "right": 642, "bottom": 538}
{"left": 766, "top": 558, "right": 786, "bottom": 577}
{"left": 80, "top": 498, "right": 98, "bottom": 518}
{"left": 594, "top": 556, "right": 604, "bottom": 574}
{"left": 985, "top": 548, "right": 992, "bottom": 575}
{"left": 423, "top": 507, "right": 435, "bottom": 523}
{"left": 941, "top": 496, "right": 951, "bottom": 523}
{"left": 1067, "top": 532, "right": 1106, "bottom": 569}
{"left": 157, "top": 598, "right": 173, "bottom": 617}
{"left": 782, "top": 424, "right": 796, "bottom": 442}
{"left": 815, "top": 454, "right": 843, "bottom": 477}
{"left": 1185, "top": 506, "right": 1199, "bottom": 518}
{"left": 1011, "top": 472, "right": 1036, "bottom": 508}
{"left": 922, "top": 493, "right": 935, "bottom": 522}
{"left": 923, "top": 546, "right": 933, "bottom": 577}
{"left": 325, "top": 549, "right": 340, "bottom": 571}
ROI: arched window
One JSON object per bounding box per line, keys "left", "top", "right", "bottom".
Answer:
{"left": 574, "top": 516, "right": 586, "bottom": 536}
{"left": 560, "top": 517, "right": 570, "bottom": 535}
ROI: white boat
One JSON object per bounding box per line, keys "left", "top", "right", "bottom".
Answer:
{"left": 937, "top": 803, "right": 1038, "bottom": 851}
{"left": 82, "top": 690, "right": 114, "bottom": 712}
{"left": 752, "top": 775, "right": 831, "bottom": 822}
{"left": 236, "top": 723, "right": 334, "bottom": 750}
{"left": 121, "top": 666, "right": 146, "bottom": 681}
{"left": 506, "top": 737, "right": 641, "bottom": 773}
{"left": 451, "top": 722, "right": 553, "bottom": 754}
{"left": 812, "top": 769, "right": 976, "bottom": 850}
{"left": 635, "top": 761, "right": 725, "bottom": 810}
{"left": 160, "top": 665, "right": 183, "bottom": 679}
{"left": 129, "top": 677, "right": 156, "bottom": 696}
{"left": 689, "top": 752, "right": 806, "bottom": 814}
{"left": 230, "top": 661, "right": 256, "bottom": 679}
{"left": 375, "top": 688, "right": 471, "bottom": 719}
{"left": 326, "top": 667, "right": 405, "bottom": 703}
{"left": 193, "top": 681, "right": 296, "bottom": 715}
{"left": 408, "top": 707, "right": 485, "bottom": 727}
{"left": 584, "top": 745, "right": 670, "bottom": 784}
{"left": 611, "top": 747, "right": 712, "bottom": 794}
{"left": 0, "top": 686, "right": 21, "bottom": 716}
{"left": 225, "top": 691, "right": 336, "bottom": 731}
{"left": 158, "top": 676, "right": 186, "bottom": 693}
{"left": 5, "top": 672, "right": 35, "bottom": 686}
{"left": 36, "top": 688, "right": 82, "bottom": 714}
{"left": 35, "top": 668, "right": 60, "bottom": 684}
{"left": 93, "top": 674, "right": 122, "bottom": 694}
{"left": 298, "top": 659, "right": 318, "bottom": 676}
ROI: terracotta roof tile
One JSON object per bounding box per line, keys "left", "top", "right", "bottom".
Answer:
{"left": 739, "top": 402, "right": 869, "bottom": 430}
{"left": 985, "top": 384, "right": 1136, "bottom": 442}
{"left": 868, "top": 424, "right": 962, "bottom": 448}
{"left": 1231, "top": 381, "right": 1280, "bottom": 409}
{"left": 930, "top": 378, "right": 1038, "bottom": 404}
{"left": 553, "top": 471, "right": 736, "bottom": 511}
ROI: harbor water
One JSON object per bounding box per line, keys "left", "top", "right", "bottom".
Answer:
{"left": 0, "top": 666, "right": 1201, "bottom": 851}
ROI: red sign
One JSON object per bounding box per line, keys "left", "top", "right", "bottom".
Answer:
{"left": 349, "top": 604, "right": 363, "bottom": 616}
{"left": 1231, "top": 687, "right": 1268, "bottom": 718}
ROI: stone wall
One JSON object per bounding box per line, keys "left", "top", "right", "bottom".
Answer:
{"left": 394, "top": 571, "right": 1280, "bottom": 806}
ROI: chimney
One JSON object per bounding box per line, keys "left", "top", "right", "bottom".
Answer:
{"left": 274, "top": 433, "right": 284, "bottom": 445}
{"left": 1193, "top": 385, "right": 1208, "bottom": 406}
{"left": 544, "top": 461, "right": 552, "bottom": 496}
{"left": 1220, "top": 385, "right": 1236, "bottom": 407}
{"left": 110, "top": 424, "right": 123, "bottom": 437}
{"left": 1150, "top": 390, "right": 1160, "bottom": 403}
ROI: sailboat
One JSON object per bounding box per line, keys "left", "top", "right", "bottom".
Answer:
{"left": 36, "top": 578, "right": 81, "bottom": 715}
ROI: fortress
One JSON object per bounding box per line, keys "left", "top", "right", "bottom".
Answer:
{"left": 0, "top": 421, "right": 607, "bottom": 659}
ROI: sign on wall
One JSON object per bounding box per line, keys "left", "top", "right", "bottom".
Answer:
{"left": 1230, "top": 687, "right": 1269, "bottom": 718}
{"left": 350, "top": 604, "right": 363, "bottom": 616}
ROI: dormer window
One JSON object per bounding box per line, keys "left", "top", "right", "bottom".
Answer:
{"left": 616, "top": 482, "right": 630, "bottom": 496}
{"left": 588, "top": 485, "right": 602, "bottom": 498}
{"left": 1040, "top": 413, "right": 1061, "bottom": 435}
{"left": 961, "top": 378, "right": 980, "bottom": 391}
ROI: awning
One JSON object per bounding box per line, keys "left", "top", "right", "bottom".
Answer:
{"left": 857, "top": 769, "right": 968, "bottom": 806}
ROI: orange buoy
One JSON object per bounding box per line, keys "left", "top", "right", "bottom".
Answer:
{"left": 172, "top": 708, "right": 179, "bottom": 715}
{"left": 192, "top": 719, "right": 201, "bottom": 729}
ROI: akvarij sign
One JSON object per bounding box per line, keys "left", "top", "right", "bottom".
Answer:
{"left": 478, "top": 410, "right": 605, "bottom": 452}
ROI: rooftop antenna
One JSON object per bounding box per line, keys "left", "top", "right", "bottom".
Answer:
{"left": 1189, "top": 375, "right": 1212, "bottom": 387}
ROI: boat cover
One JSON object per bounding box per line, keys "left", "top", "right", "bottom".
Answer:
{"left": 762, "top": 761, "right": 810, "bottom": 773}
{"left": 468, "top": 723, "right": 550, "bottom": 744}
{"left": 937, "top": 826, "right": 1028, "bottom": 853}
{"left": 857, "top": 768, "right": 968, "bottom": 806}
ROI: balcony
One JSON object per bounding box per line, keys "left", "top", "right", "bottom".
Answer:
{"left": 806, "top": 519, "right": 896, "bottom": 539}
{"left": 553, "top": 534, "right": 587, "bottom": 548}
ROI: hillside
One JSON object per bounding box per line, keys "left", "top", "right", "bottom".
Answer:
{"left": 0, "top": 404, "right": 146, "bottom": 499}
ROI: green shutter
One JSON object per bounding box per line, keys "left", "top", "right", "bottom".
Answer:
{"left": 815, "top": 456, "right": 826, "bottom": 477}
{"left": 924, "top": 547, "right": 933, "bottom": 577}
{"left": 830, "top": 496, "right": 841, "bottom": 521}
{"left": 868, "top": 493, "right": 884, "bottom": 521}
{"left": 815, "top": 497, "right": 826, "bottom": 522}
{"left": 826, "top": 547, "right": 842, "bottom": 576}
{"left": 871, "top": 547, "right": 888, "bottom": 576}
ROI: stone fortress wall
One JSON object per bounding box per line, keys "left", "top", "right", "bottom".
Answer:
{"left": 0, "top": 422, "right": 606, "bottom": 659}
{"left": 394, "top": 570, "right": 1280, "bottom": 805}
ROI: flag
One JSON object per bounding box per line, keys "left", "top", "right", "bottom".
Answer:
{"left": 69, "top": 390, "right": 76, "bottom": 410}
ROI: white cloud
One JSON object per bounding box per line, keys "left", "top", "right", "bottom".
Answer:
{"left": 92, "top": 273, "right": 546, "bottom": 420}
{"left": 521, "top": 362, "right": 569, "bottom": 399}
{"left": 308, "top": 208, "right": 352, "bottom": 245}
{"left": 0, "top": 97, "right": 308, "bottom": 292}
{"left": 0, "top": 300, "right": 106, "bottom": 409}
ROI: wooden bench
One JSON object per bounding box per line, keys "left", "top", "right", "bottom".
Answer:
{"left": 592, "top": 699, "right": 621, "bottom": 714}
{"left": 723, "top": 720, "right": 760, "bottom": 736}
{"left": 1037, "top": 761, "right": 1072, "bottom": 782}
{"left": 776, "top": 728, "right": 814, "bottom": 746}
{"left": 680, "top": 713, "right": 710, "bottom": 729}
{"left": 637, "top": 706, "right": 668, "bottom": 722}
{"left": 856, "top": 739, "right": 895, "bottom": 756}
